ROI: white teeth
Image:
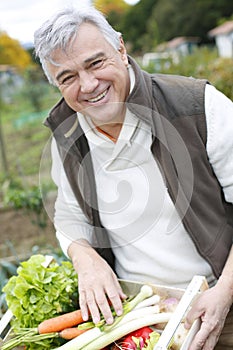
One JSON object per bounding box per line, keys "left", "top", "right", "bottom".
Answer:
{"left": 88, "top": 89, "right": 107, "bottom": 103}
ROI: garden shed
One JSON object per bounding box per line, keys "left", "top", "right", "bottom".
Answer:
{"left": 208, "top": 21, "right": 233, "bottom": 58}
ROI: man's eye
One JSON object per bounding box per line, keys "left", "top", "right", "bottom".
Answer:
{"left": 91, "top": 59, "right": 104, "bottom": 68}
{"left": 60, "top": 75, "right": 76, "bottom": 85}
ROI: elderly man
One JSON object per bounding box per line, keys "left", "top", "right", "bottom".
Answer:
{"left": 34, "top": 7, "right": 233, "bottom": 349}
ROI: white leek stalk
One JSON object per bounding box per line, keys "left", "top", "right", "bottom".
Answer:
{"left": 81, "top": 312, "right": 172, "bottom": 350}
{"left": 52, "top": 285, "right": 164, "bottom": 350}
{"left": 135, "top": 294, "right": 160, "bottom": 309}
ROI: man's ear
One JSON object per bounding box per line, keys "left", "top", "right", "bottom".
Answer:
{"left": 119, "top": 36, "right": 129, "bottom": 66}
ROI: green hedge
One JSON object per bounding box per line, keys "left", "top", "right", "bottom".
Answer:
{"left": 143, "top": 47, "right": 233, "bottom": 100}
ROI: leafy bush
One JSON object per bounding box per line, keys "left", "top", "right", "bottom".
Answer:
{"left": 143, "top": 47, "right": 233, "bottom": 100}
{"left": 203, "top": 58, "right": 233, "bottom": 100}
{"left": 2, "top": 181, "right": 51, "bottom": 228}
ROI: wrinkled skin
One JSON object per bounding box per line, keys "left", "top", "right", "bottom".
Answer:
{"left": 68, "top": 239, "right": 126, "bottom": 324}
{"left": 185, "top": 275, "right": 233, "bottom": 350}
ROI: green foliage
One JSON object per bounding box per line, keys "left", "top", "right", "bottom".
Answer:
{"left": 201, "top": 58, "right": 233, "bottom": 100}
{"left": 117, "top": 0, "right": 233, "bottom": 54}
{"left": 0, "top": 74, "right": 60, "bottom": 183}
{"left": 0, "top": 246, "right": 68, "bottom": 315}
{"left": 137, "top": 13, "right": 159, "bottom": 53}
{"left": 146, "top": 46, "right": 233, "bottom": 100}
{"left": 156, "top": 46, "right": 217, "bottom": 75}
{"left": 17, "top": 67, "right": 52, "bottom": 112}
{"left": 2, "top": 254, "right": 78, "bottom": 349}
{"left": 153, "top": 0, "right": 233, "bottom": 43}
{"left": 0, "top": 260, "right": 18, "bottom": 316}
{"left": 120, "top": 0, "right": 159, "bottom": 53}
{"left": 2, "top": 181, "right": 52, "bottom": 229}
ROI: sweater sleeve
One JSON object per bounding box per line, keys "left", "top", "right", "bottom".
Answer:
{"left": 51, "top": 138, "right": 93, "bottom": 257}
{"left": 205, "top": 84, "right": 233, "bottom": 203}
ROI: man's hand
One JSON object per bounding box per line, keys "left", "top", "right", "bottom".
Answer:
{"left": 184, "top": 277, "right": 233, "bottom": 350}
{"left": 68, "top": 239, "right": 127, "bottom": 325}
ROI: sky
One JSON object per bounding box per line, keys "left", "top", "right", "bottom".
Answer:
{"left": 0, "top": 0, "right": 139, "bottom": 46}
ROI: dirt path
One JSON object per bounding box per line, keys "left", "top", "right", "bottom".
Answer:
{"left": 0, "top": 208, "right": 58, "bottom": 259}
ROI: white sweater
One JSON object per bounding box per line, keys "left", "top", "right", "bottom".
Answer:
{"left": 52, "top": 84, "right": 233, "bottom": 289}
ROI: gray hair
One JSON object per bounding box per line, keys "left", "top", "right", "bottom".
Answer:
{"left": 34, "top": 7, "right": 121, "bottom": 85}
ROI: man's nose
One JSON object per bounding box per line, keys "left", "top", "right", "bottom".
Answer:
{"left": 79, "top": 71, "right": 98, "bottom": 93}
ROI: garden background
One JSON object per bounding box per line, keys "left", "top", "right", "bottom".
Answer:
{"left": 0, "top": 0, "right": 233, "bottom": 314}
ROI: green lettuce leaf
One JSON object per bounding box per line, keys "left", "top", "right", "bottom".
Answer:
{"left": 2, "top": 254, "right": 78, "bottom": 349}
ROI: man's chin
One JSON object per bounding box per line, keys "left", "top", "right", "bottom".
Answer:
{"left": 82, "top": 102, "right": 126, "bottom": 125}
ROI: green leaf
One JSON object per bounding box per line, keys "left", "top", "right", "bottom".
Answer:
{"left": 3, "top": 254, "right": 78, "bottom": 349}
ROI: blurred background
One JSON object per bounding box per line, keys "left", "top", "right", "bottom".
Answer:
{"left": 0, "top": 0, "right": 232, "bottom": 312}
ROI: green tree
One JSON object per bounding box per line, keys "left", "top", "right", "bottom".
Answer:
{"left": 93, "top": 0, "right": 130, "bottom": 32}
{"left": 152, "top": 0, "right": 233, "bottom": 43}
{"left": 115, "top": 0, "right": 233, "bottom": 54}
{"left": 120, "top": 0, "right": 159, "bottom": 53}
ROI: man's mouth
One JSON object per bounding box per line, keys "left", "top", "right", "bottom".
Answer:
{"left": 88, "top": 88, "right": 108, "bottom": 103}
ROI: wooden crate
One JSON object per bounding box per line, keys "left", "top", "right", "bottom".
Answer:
{"left": 0, "top": 255, "right": 208, "bottom": 350}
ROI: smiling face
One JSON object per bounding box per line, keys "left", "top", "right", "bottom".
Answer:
{"left": 47, "top": 23, "right": 130, "bottom": 126}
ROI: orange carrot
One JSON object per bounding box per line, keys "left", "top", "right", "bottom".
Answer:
{"left": 38, "top": 310, "right": 84, "bottom": 334}
{"left": 59, "top": 327, "right": 89, "bottom": 340}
